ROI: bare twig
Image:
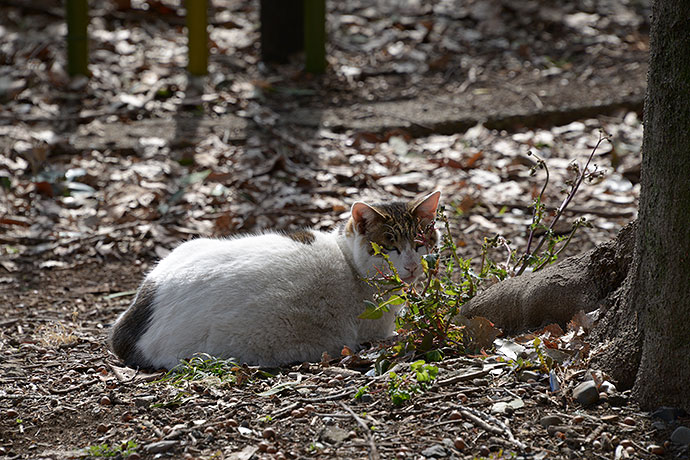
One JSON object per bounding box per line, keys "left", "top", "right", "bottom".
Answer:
{"left": 340, "top": 402, "right": 380, "bottom": 460}
{"left": 517, "top": 132, "right": 609, "bottom": 275}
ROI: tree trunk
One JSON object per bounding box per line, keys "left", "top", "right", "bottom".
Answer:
{"left": 459, "top": 0, "right": 690, "bottom": 411}
{"left": 625, "top": 0, "right": 690, "bottom": 410}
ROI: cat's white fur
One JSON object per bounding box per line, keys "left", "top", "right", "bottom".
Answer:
{"left": 110, "top": 192, "right": 440, "bottom": 369}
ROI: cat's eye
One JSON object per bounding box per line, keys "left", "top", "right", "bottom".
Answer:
{"left": 383, "top": 245, "right": 399, "bottom": 254}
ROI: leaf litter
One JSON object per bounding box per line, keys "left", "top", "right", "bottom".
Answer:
{"left": 1, "top": 0, "right": 681, "bottom": 459}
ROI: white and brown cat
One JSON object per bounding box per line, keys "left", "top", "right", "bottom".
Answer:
{"left": 109, "top": 191, "right": 441, "bottom": 369}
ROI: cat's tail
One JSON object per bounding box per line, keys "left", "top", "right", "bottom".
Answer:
{"left": 108, "top": 280, "right": 157, "bottom": 369}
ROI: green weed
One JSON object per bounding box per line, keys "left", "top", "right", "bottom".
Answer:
{"left": 155, "top": 353, "right": 250, "bottom": 387}
{"left": 85, "top": 440, "right": 137, "bottom": 458}
{"left": 388, "top": 360, "right": 439, "bottom": 406}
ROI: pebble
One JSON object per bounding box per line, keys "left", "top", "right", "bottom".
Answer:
{"left": 454, "top": 438, "right": 466, "bottom": 451}
{"left": 539, "top": 415, "right": 563, "bottom": 428}
{"left": 573, "top": 381, "right": 599, "bottom": 406}
{"left": 448, "top": 410, "right": 462, "bottom": 421}
{"left": 262, "top": 427, "right": 276, "bottom": 439}
{"left": 620, "top": 439, "right": 633, "bottom": 448}
{"left": 99, "top": 396, "right": 111, "bottom": 406}
{"left": 125, "top": 453, "right": 141, "bottom": 460}
{"left": 225, "top": 419, "right": 239, "bottom": 428}
{"left": 266, "top": 445, "right": 277, "bottom": 454}
{"left": 647, "top": 444, "right": 664, "bottom": 455}
{"left": 622, "top": 416, "right": 636, "bottom": 426}
{"left": 457, "top": 393, "right": 468, "bottom": 403}
{"left": 258, "top": 441, "right": 270, "bottom": 452}
{"left": 600, "top": 381, "right": 617, "bottom": 394}
{"left": 5, "top": 409, "right": 18, "bottom": 418}
{"left": 479, "top": 445, "right": 490, "bottom": 456}
{"left": 670, "top": 426, "right": 690, "bottom": 445}
{"left": 121, "top": 412, "right": 133, "bottom": 422}
{"left": 572, "top": 415, "right": 584, "bottom": 424}
{"left": 592, "top": 440, "right": 602, "bottom": 449}
{"left": 472, "top": 378, "right": 489, "bottom": 386}
{"left": 421, "top": 444, "right": 448, "bottom": 458}
{"left": 144, "top": 440, "right": 178, "bottom": 454}
{"left": 96, "top": 423, "right": 109, "bottom": 433}
{"left": 359, "top": 394, "right": 374, "bottom": 403}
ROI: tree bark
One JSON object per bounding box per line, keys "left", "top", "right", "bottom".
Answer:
{"left": 460, "top": 0, "right": 690, "bottom": 411}
{"left": 626, "top": 0, "right": 690, "bottom": 410}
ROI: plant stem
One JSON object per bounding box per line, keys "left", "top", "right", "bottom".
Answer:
{"left": 517, "top": 133, "right": 607, "bottom": 275}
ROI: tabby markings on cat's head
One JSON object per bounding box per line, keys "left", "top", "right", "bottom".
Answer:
{"left": 346, "top": 191, "right": 441, "bottom": 282}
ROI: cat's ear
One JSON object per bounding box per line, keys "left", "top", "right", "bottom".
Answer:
{"left": 350, "top": 202, "right": 383, "bottom": 234}
{"left": 411, "top": 191, "right": 441, "bottom": 224}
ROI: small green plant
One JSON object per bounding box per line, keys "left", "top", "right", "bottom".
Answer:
{"left": 388, "top": 360, "right": 438, "bottom": 406}
{"left": 360, "top": 134, "right": 608, "bottom": 366}
{"left": 353, "top": 385, "right": 370, "bottom": 400}
{"left": 155, "top": 353, "right": 249, "bottom": 387}
{"left": 86, "top": 440, "right": 138, "bottom": 458}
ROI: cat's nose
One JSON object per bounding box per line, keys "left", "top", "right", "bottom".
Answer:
{"left": 405, "top": 264, "right": 418, "bottom": 275}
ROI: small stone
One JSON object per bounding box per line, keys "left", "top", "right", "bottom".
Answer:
{"left": 457, "top": 392, "right": 468, "bottom": 403}
{"left": 144, "top": 440, "right": 178, "bottom": 454}
{"left": 454, "top": 438, "right": 466, "bottom": 451}
{"left": 622, "top": 416, "right": 636, "bottom": 426}
{"left": 600, "top": 381, "right": 617, "bottom": 394}
{"left": 599, "top": 392, "right": 609, "bottom": 402}
{"left": 5, "top": 409, "right": 18, "bottom": 418}
{"left": 204, "top": 426, "right": 216, "bottom": 435}
{"left": 472, "top": 378, "right": 489, "bottom": 386}
{"left": 225, "top": 419, "right": 239, "bottom": 428}
{"left": 121, "top": 412, "right": 133, "bottom": 422}
{"left": 321, "top": 426, "right": 350, "bottom": 444}
{"left": 134, "top": 395, "right": 156, "bottom": 407}
{"left": 266, "top": 445, "right": 277, "bottom": 454}
{"left": 421, "top": 444, "right": 448, "bottom": 458}
{"left": 96, "top": 423, "right": 109, "bottom": 433}
{"left": 360, "top": 394, "right": 374, "bottom": 403}
{"left": 479, "top": 445, "right": 490, "bottom": 456}
{"left": 448, "top": 410, "right": 462, "bottom": 421}
{"left": 592, "top": 440, "right": 602, "bottom": 449}
{"left": 99, "top": 396, "right": 112, "bottom": 406}
{"left": 262, "top": 427, "right": 276, "bottom": 439}
{"left": 625, "top": 446, "right": 635, "bottom": 455}
{"left": 670, "top": 426, "right": 690, "bottom": 445}
{"left": 274, "top": 452, "right": 286, "bottom": 460}
{"left": 125, "top": 453, "right": 141, "bottom": 460}
{"left": 518, "top": 370, "right": 540, "bottom": 382}
{"left": 539, "top": 415, "right": 563, "bottom": 428}
{"left": 647, "top": 444, "right": 664, "bottom": 455}
{"left": 572, "top": 415, "right": 585, "bottom": 424}
{"left": 258, "top": 441, "right": 270, "bottom": 452}
{"left": 620, "top": 440, "right": 633, "bottom": 448}
{"left": 303, "top": 404, "right": 316, "bottom": 412}
{"left": 573, "top": 381, "right": 600, "bottom": 406}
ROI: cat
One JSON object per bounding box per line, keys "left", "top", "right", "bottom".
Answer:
{"left": 109, "top": 191, "right": 441, "bottom": 369}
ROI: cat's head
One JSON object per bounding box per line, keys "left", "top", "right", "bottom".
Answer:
{"left": 345, "top": 191, "right": 441, "bottom": 283}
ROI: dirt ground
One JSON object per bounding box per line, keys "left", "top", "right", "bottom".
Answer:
{"left": 2, "top": 0, "right": 688, "bottom": 459}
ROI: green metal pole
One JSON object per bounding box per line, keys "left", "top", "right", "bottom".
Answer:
{"left": 187, "top": 0, "right": 208, "bottom": 76}
{"left": 65, "top": 0, "right": 89, "bottom": 76}
{"left": 304, "top": 0, "right": 326, "bottom": 73}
